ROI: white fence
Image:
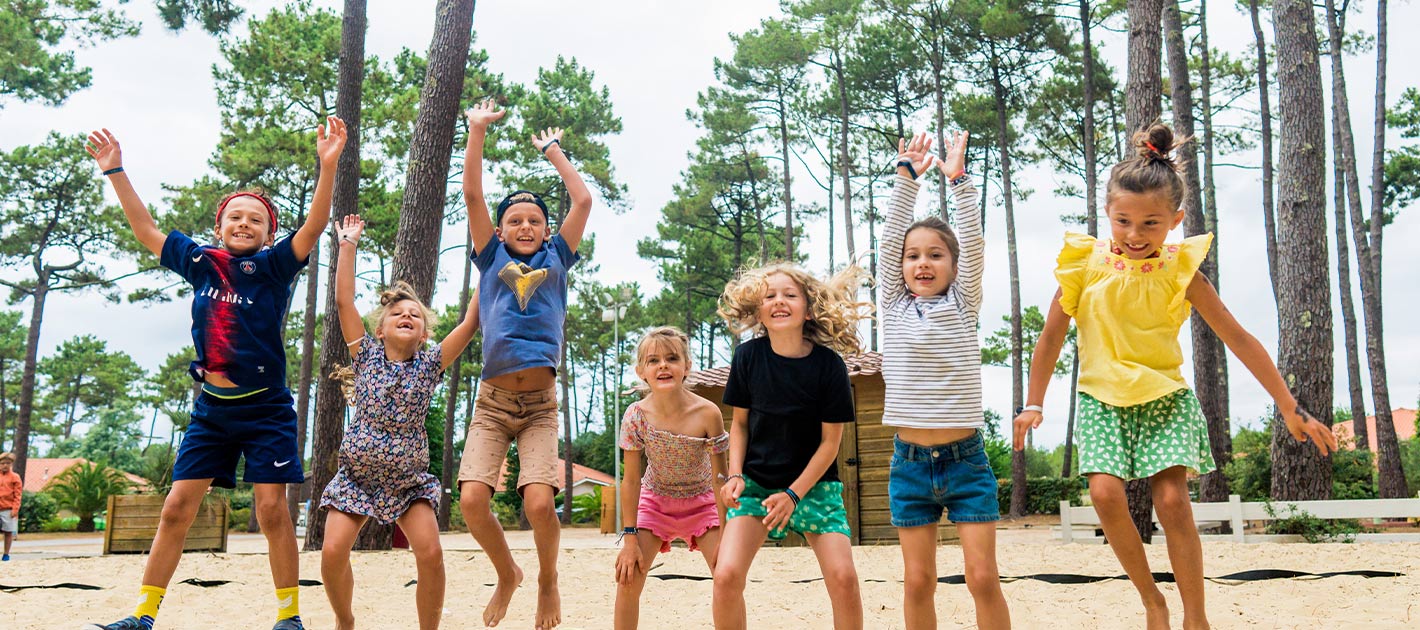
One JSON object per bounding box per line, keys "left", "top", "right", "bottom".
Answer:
{"left": 1057, "top": 494, "right": 1420, "bottom": 543}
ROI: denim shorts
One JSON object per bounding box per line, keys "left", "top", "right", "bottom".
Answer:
{"left": 888, "top": 431, "right": 1000, "bottom": 527}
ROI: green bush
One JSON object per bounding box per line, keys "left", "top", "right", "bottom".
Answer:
{"left": 1263, "top": 502, "right": 1368, "bottom": 543}
{"left": 229, "top": 507, "right": 252, "bottom": 531}
{"left": 571, "top": 488, "right": 601, "bottom": 524}
{"left": 491, "top": 501, "right": 519, "bottom": 528}
{"left": 996, "top": 477, "right": 1087, "bottom": 515}
{"left": 41, "top": 516, "right": 78, "bottom": 532}
{"left": 19, "top": 490, "right": 59, "bottom": 533}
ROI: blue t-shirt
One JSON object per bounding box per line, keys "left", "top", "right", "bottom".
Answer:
{"left": 473, "top": 233, "right": 579, "bottom": 380}
{"left": 160, "top": 231, "right": 307, "bottom": 388}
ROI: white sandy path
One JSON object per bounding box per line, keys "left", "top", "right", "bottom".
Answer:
{"left": 1, "top": 537, "right": 1416, "bottom": 629}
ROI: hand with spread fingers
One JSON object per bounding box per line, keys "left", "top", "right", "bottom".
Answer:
{"left": 896, "top": 132, "right": 935, "bottom": 178}
{"left": 316, "top": 115, "right": 348, "bottom": 167}
{"left": 465, "top": 98, "right": 506, "bottom": 129}
{"left": 335, "top": 214, "right": 365, "bottom": 247}
{"left": 937, "top": 129, "right": 970, "bottom": 179}
{"left": 84, "top": 129, "right": 123, "bottom": 172}
{"left": 533, "top": 127, "right": 565, "bottom": 157}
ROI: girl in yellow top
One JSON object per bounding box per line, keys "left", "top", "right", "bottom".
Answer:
{"left": 1012, "top": 123, "right": 1336, "bottom": 630}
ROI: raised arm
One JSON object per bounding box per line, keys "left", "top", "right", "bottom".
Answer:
{"left": 85, "top": 129, "right": 165, "bottom": 256}
{"left": 463, "top": 100, "right": 505, "bottom": 254}
{"left": 333, "top": 214, "right": 369, "bottom": 346}
{"left": 938, "top": 131, "right": 983, "bottom": 312}
{"left": 879, "top": 132, "right": 936, "bottom": 306}
{"left": 1187, "top": 274, "right": 1337, "bottom": 455}
{"left": 1013, "top": 289, "right": 1072, "bottom": 450}
{"left": 439, "top": 288, "right": 481, "bottom": 371}
{"left": 291, "top": 116, "right": 347, "bottom": 261}
{"left": 535, "top": 128, "right": 594, "bottom": 253}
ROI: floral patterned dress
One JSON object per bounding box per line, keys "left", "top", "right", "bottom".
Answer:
{"left": 319, "top": 335, "right": 444, "bottom": 524}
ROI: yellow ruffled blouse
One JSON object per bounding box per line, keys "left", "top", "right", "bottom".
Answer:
{"left": 1055, "top": 232, "right": 1214, "bottom": 408}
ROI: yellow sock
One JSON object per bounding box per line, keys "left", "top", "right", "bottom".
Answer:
{"left": 276, "top": 586, "right": 300, "bottom": 621}
{"left": 133, "top": 585, "right": 165, "bottom": 621}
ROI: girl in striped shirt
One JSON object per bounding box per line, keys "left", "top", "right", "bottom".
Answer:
{"left": 880, "top": 132, "right": 1010, "bottom": 630}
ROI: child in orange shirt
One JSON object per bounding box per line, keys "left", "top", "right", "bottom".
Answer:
{"left": 0, "top": 452, "right": 22, "bottom": 561}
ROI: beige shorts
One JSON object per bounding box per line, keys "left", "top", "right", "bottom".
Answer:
{"left": 458, "top": 383, "right": 561, "bottom": 493}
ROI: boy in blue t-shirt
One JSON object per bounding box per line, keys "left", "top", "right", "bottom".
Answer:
{"left": 83, "top": 119, "right": 346, "bottom": 630}
{"left": 454, "top": 100, "right": 594, "bottom": 630}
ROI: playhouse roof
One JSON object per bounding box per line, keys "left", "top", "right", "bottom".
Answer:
{"left": 22, "top": 458, "right": 151, "bottom": 494}
{"left": 684, "top": 351, "right": 883, "bottom": 390}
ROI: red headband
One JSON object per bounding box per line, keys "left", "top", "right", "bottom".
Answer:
{"left": 215, "top": 192, "right": 279, "bottom": 234}
{"left": 1145, "top": 142, "right": 1164, "bottom": 155}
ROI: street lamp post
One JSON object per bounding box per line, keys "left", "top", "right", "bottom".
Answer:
{"left": 601, "top": 287, "right": 633, "bottom": 532}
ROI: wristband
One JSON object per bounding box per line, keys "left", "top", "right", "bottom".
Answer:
{"left": 949, "top": 172, "right": 970, "bottom": 186}
{"left": 540, "top": 138, "right": 560, "bottom": 154}
{"left": 719, "top": 473, "right": 744, "bottom": 484}
{"left": 102, "top": 167, "right": 124, "bottom": 176}
{"left": 783, "top": 487, "right": 801, "bottom": 507}
{"left": 896, "top": 159, "right": 918, "bottom": 180}
{"left": 622, "top": 526, "right": 639, "bottom": 535}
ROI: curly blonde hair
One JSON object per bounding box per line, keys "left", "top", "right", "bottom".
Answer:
{"left": 717, "top": 262, "right": 872, "bottom": 356}
{"left": 330, "top": 281, "right": 438, "bottom": 405}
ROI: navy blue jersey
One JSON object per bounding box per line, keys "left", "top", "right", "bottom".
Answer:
{"left": 160, "top": 231, "right": 307, "bottom": 388}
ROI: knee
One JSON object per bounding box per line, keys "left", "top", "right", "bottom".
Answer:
{"left": 1153, "top": 488, "right": 1193, "bottom": 527}
{"left": 1089, "top": 482, "right": 1126, "bottom": 511}
{"left": 159, "top": 494, "right": 201, "bottom": 528}
{"left": 712, "top": 563, "right": 747, "bottom": 595}
{"left": 412, "top": 539, "right": 444, "bottom": 566}
{"left": 322, "top": 541, "right": 351, "bottom": 564}
{"left": 824, "top": 564, "right": 860, "bottom": 599}
{"left": 903, "top": 567, "right": 937, "bottom": 602}
{"left": 459, "top": 490, "right": 491, "bottom": 516}
{"left": 964, "top": 564, "right": 1001, "bottom": 598}
{"left": 522, "top": 493, "right": 556, "bottom": 524}
{"left": 255, "top": 496, "right": 289, "bottom": 529}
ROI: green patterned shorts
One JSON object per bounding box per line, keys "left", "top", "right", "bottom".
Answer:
{"left": 1076, "top": 388, "right": 1216, "bottom": 480}
{"left": 727, "top": 476, "right": 852, "bottom": 541}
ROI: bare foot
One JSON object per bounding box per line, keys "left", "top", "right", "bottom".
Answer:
{"left": 1143, "top": 592, "right": 1171, "bottom": 630}
{"left": 483, "top": 563, "right": 523, "bottom": 627}
{"left": 536, "top": 570, "right": 561, "bottom": 630}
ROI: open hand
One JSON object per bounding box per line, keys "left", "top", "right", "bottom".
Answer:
{"left": 719, "top": 477, "right": 744, "bottom": 509}
{"left": 761, "top": 492, "right": 795, "bottom": 532}
{"left": 317, "top": 115, "right": 348, "bottom": 166}
{"left": 465, "top": 98, "right": 506, "bottom": 129}
{"left": 937, "top": 130, "right": 969, "bottom": 179}
{"left": 84, "top": 129, "right": 123, "bottom": 172}
{"left": 614, "top": 538, "right": 644, "bottom": 585}
{"left": 335, "top": 214, "right": 364, "bottom": 245}
{"left": 532, "top": 127, "right": 564, "bottom": 156}
{"left": 1282, "top": 405, "right": 1339, "bottom": 456}
{"left": 896, "top": 132, "right": 935, "bottom": 178}
{"left": 1012, "top": 409, "right": 1041, "bottom": 451}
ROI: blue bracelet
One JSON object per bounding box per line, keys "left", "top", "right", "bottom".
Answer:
{"left": 783, "top": 487, "right": 801, "bottom": 507}
{"left": 540, "top": 138, "right": 560, "bottom": 154}
{"left": 102, "top": 167, "right": 124, "bottom": 176}
{"left": 896, "top": 160, "right": 918, "bottom": 180}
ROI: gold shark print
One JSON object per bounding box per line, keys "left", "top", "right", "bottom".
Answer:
{"left": 499, "top": 261, "right": 549, "bottom": 311}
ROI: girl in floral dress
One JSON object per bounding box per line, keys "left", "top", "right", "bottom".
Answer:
{"left": 319, "top": 214, "right": 480, "bottom": 630}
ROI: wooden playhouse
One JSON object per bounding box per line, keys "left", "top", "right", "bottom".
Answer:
{"left": 685, "top": 351, "right": 956, "bottom": 545}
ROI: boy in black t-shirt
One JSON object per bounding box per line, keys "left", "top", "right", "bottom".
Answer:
{"left": 712, "top": 262, "right": 871, "bottom": 630}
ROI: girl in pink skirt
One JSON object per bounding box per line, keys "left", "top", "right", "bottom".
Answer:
{"left": 613, "top": 326, "right": 729, "bottom": 629}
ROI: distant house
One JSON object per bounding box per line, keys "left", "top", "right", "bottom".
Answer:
{"left": 22, "top": 458, "right": 150, "bottom": 493}
{"left": 496, "top": 457, "right": 613, "bottom": 498}
{"left": 1333, "top": 409, "right": 1418, "bottom": 451}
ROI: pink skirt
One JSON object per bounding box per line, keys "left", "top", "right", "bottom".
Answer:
{"left": 637, "top": 488, "right": 720, "bottom": 552}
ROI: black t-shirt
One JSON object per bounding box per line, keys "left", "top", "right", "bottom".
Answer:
{"left": 722, "top": 337, "right": 855, "bottom": 488}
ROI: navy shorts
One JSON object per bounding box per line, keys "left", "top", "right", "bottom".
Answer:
{"left": 888, "top": 431, "right": 1000, "bottom": 527}
{"left": 172, "top": 387, "right": 303, "bottom": 489}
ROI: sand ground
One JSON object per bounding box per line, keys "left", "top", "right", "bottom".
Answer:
{"left": 1, "top": 525, "right": 1415, "bottom": 629}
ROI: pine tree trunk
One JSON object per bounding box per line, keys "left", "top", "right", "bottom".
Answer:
{"left": 1062, "top": 354, "right": 1079, "bottom": 478}
{"left": 1165, "top": 0, "right": 1228, "bottom": 504}
{"left": 1124, "top": 0, "right": 1164, "bottom": 541}
{"left": 1269, "top": 0, "right": 1333, "bottom": 501}
{"left": 305, "top": 0, "right": 367, "bottom": 551}
{"left": 439, "top": 229, "right": 474, "bottom": 530}
{"left": 993, "top": 63, "right": 1027, "bottom": 520}
{"left": 1081, "top": 0, "right": 1098, "bottom": 236}
{"left": 561, "top": 337, "right": 573, "bottom": 525}
{"left": 1248, "top": 0, "right": 1279, "bottom": 302}
{"left": 1323, "top": 0, "right": 1371, "bottom": 454}
{"left": 290, "top": 239, "right": 320, "bottom": 523}
{"left": 780, "top": 93, "right": 795, "bottom": 259}
{"left": 932, "top": 33, "right": 950, "bottom": 219}
{"left": 12, "top": 277, "right": 48, "bottom": 480}
{"left": 1357, "top": 0, "right": 1406, "bottom": 498}
{"left": 836, "top": 53, "right": 855, "bottom": 263}
{"left": 389, "top": 0, "right": 477, "bottom": 301}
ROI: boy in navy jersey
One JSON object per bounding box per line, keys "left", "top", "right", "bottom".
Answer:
{"left": 82, "top": 119, "right": 346, "bottom": 630}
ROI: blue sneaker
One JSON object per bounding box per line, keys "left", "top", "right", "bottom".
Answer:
{"left": 80, "top": 617, "right": 153, "bottom": 630}
{"left": 2, "top": 553, "right": 9, "bottom": 561}
{"left": 272, "top": 617, "right": 304, "bottom": 630}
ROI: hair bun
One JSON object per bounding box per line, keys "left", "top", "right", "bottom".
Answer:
{"left": 1130, "top": 122, "right": 1186, "bottom": 171}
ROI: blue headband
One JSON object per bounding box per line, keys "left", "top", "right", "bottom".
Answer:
{"left": 495, "top": 190, "right": 550, "bottom": 224}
